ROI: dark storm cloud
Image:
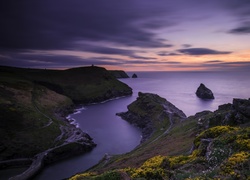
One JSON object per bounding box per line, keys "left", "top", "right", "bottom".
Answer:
{"left": 178, "top": 48, "right": 232, "bottom": 55}
{"left": 0, "top": 0, "right": 172, "bottom": 51}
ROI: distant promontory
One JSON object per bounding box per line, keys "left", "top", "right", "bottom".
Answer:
{"left": 109, "top": 70, "right": 130, "bottom": 78}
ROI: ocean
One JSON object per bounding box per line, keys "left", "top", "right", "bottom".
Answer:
{"left": 4, "top": 71, "right": 250, "bottom": 180}
{"left": 123, "top": 71, "right": 250, "bottom": 116}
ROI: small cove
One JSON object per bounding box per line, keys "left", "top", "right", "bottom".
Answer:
{"left": 34, "top": 96, "right": 141, "bottom": 180}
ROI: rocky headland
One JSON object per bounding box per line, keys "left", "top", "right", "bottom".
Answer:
{"left": 196, "top": 83, "right": 214, "bottom": 99}
{"left": 109, "top": 70, "right": 130, "bottom": 78}
{"left": 117, "top": 92, "right": 186, "bottom": 142}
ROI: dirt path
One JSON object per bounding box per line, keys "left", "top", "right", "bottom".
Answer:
{"left": 151, "top": 112, "right": 174, "bottom": 144}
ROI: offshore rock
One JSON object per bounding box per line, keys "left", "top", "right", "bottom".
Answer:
{"left": 196, "top": 83, "right": 214, "bottom": 99}
{"left": 132, "top": 73, "right": 138, "bottom": 78}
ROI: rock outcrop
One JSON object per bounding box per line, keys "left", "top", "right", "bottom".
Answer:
{"left": 132, "top": 73, "right": 138, "bottom": 78}
{"left": 194, "top": 98, "right": 250, "bottom": 130}
{"left": 116, "top": 92, "right": 186, "bottom": 142}
{"left": 196, "top": 83, "right": 214, "bottom": 99}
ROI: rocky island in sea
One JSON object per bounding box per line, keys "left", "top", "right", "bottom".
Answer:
{"left": 196, "top": 83, "right": 215, "bottom": 99}
{"left": 0, "top": 65, "right": 132, "bottom": 179}
{"left": 132, "top": 73, "right": 138, "bottom": 78}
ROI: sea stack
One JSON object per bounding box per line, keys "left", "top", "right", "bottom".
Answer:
{"left": 132, "top": 73, "right": 138, "bottom": 78}
{"left": 196, "top": 83, "right": 214, "bottom": 99}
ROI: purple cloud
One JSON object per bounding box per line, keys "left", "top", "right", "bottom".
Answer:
{"left": 178, "top": 48, "right": 232, "bottom": 55}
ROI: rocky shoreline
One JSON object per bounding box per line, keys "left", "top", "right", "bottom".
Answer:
{"left": 1, "top": 93, "right": 138, "bottom": 180}
{"left": 1, "top": 109, "right": 96, "bottom": 180}
{"left": 0, "top": 99, "right": 97, "bottom": 179}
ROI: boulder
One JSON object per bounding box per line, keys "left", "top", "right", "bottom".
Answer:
{"left": 196, "top": 83, "right": 214, "bottom": 99}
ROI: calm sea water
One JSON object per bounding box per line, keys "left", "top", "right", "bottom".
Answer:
{"left": 2, "top": 71, "right": 250, "bottom": 180}
{"left": 124, "top": 71, "right": 250, "bottom": 116}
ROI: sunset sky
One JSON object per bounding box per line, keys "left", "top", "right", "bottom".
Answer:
{"left": 0, "top": 0, "right": 250, "bottom": 71}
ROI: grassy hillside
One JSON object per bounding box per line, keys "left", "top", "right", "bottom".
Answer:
{"left": 69, "top": 95, "right": 250, "bottom": 180}
{"left": 0, "top": 65, "right": 132, "bottom": 164}
{"left": 0, "top": 66, "right": 132, "bottom": 104}
{"left": 0, "top": 76, "right": 73, "bottom": 159}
